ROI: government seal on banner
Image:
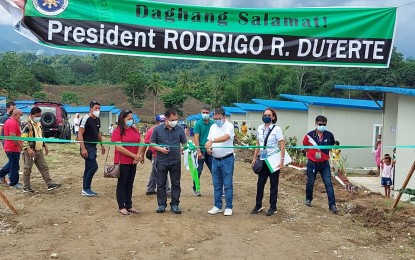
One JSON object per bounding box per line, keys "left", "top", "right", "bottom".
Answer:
{"left": 33, "top": 0, "right": 69, "bottom": 16}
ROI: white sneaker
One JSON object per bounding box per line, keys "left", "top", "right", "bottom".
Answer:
{"left": 224, "top": 208, "right": 233, "bottom": 216}
{"left": 208, "top": 206, "right": 223, "bottom": 215}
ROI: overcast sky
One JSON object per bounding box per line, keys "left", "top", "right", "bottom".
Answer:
{"left": 0, "top": 0, "right": 414, "bottom": 58}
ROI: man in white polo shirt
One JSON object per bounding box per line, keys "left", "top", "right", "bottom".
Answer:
{"left": 205, "top": 108, "right": 235, "bottom": 216}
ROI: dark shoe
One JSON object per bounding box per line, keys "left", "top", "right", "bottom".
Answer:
{"left": 329, "top": 205, "right": 338, "bottom": 214}
{"left": 146, "top": 191, "right": 157, "bottom": 195}
{"left": 250, "top": 206, "right": 263, "bottom": 214}
{"left": 170, "top": 205, "right": 182, "bottom": 214}
{"left": 23, "top": 188, "right": 35, "bottom": 193}
{"left": 47, "top": 183, "right": 62, "bottom": 191}
{"left": 156, "top": 205, "right": 166, "bottom": 213}
{"left": 305, "top": 199, "right": 312, "bottom": 207}
{"left": 266, "top": 208, "right": 277, "bottom": 216}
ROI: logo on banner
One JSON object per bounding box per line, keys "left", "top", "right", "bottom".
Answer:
{"left": 33, "top": 0, "right": 68, "bottom": 16}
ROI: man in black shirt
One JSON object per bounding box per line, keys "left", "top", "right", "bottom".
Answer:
{"left": 78, "top": 101, "right": 105, "bottom": 197}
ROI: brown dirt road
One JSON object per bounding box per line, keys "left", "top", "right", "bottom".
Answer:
{"left": 1, "top": 141, "right": 414, "bottom": 260}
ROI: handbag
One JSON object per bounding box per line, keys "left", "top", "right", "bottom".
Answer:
{"left": 145, "top": 149, "right": 153, "bottom": 161}
{"left": 252, "top": 125, "right": 275, "bottom": 174}
{"left": 104, "top": 146, "right": 120, "bottom": 178}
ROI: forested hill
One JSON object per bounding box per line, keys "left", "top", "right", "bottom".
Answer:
{"left": 0, "top": 49, "right": 414, "bottom": 117}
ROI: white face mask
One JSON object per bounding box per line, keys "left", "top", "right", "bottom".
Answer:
{"left": 33, "top": 117, "right": 41, "bottom": 123}
{"left": 92, "top": 111, "right": 100, "bottom": 117}
{"left": 168, "top": 120, "right": 178, "bottom": 128}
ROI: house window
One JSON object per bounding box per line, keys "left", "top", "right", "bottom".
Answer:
{"left": 372, "top": 124, "right": 382, "bottom": 152}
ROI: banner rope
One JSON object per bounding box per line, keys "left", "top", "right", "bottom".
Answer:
{"left": 0, "top": 136, "right": 409, "bottom": 150}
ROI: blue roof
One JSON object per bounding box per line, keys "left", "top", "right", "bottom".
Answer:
{"left": 0, "top": 96, "right": 7, "bottom": 100}
{"left": 233, "top": 103, "right": 266, "bottom": 112}
{"left": 223, "top": 106, "right": 246, "bottom": 115}
{"left": 280, "top": 94, "right": 382, "bottom": 110}
{"left": 112, "top": 108, "right": 121, "bottom": 115}
{"left": 186, "top": 113, "right": 202, "bottom": 121}
{"left": 252, "top": 99, "right": 308, "bottom": 111}
{"left": 65, "top": 106, "right": 116, "bottom": 113}
{"left": 21, "top": 107, "right": 32, "bottom": 113}
{"left": 335, "top": 85, "right": 415, "bottom": 97}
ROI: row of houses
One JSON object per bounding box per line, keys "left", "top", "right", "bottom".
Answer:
{"left": 187, "top": 93, "right": 381, "bottom": 169}
{"left": 186, "top": 85, "right": 415, "bottom": 200}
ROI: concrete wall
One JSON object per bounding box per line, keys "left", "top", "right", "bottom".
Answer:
{"left": 307, "top": 106, "right": 382, "bottom": 168}
{"left": 394, "top": 94, "right": 415, "bottom": 201}
{"left": 236, "top": 110, "right": 307, "bottom": 140}
{"left": 383, "top": 94, "right": 398, "bottom": 156}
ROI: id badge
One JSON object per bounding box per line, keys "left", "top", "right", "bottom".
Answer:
{"left": 260, "top": 149, "right": 268, "bottom": 159}
{"left": 315, "top": 152, "right": 321, "bottom": 160}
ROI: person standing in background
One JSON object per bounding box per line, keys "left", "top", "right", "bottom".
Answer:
{"left": 192, "top": 106, "right": 213, "bottom": 197}
{"left": 78, "top": 101, "right": 105, "bottom": 197}
{"left": 144, "top": 114, "right": 171, "bottom": 196}
{"left": 0, "top": 109, "right": 23, "bottom": 189}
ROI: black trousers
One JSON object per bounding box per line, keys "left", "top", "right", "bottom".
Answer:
{"left": 156, "top": 161, "right": 181, "bottom": 207}
{"left": 116, "top": 164, "right": 137, "bottom": 210}
{"left": 255, "top": 165, "right": 280, "bottom": 210}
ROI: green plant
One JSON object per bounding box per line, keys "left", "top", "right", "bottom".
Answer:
{"left": 285, "top": 135, "right": 306, "bottom": 166}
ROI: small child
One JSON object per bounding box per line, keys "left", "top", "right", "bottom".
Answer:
{"left": 380, "top": 154, "right": 394, "bottom": 198}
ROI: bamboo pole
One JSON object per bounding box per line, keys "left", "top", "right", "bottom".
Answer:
{"left": 0, "top": 190, "right": 18, "bottom": 215}
{"left": 392, "top": 160, "right": 415, "bottom": 209}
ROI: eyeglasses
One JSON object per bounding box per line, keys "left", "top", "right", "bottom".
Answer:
{"left": 317, "top": 123, "right": 327, "bottom": 126}
{"left": 263, "top": 114, "right": 272, "bottom": 117}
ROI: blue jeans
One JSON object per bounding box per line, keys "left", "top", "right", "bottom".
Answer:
{"left": 306, "top": 160, "right": 336, "bottom": 207}
{"left": 212, "top": 154, "right": 234, "bottom": 209}
{"left": 0, "top": 152, "right": 20, "bottom": 186}
{"left": 82, "top": 145, "right": 98, "bottom": 190}
{"left": 193, "top": 150, "right": 213, "bottom": 191}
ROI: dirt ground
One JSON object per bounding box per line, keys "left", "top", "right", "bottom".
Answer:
{"left": 1, "top": 141, "right": 415, "bottom": 260}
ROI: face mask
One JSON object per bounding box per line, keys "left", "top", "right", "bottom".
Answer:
{"left": 33, "top": 117, "right": 41, "bottom": 123}
{"left": 125, "top": 120, "right": 134, "bottom": 127}
{"left": 317, "top": 125, "right": 326, "bottom": 132}
{"left": 262, "top": 116, "right": 272, "bottom": 124}
{"left": 214, "top": 119, "right": 224, "bottom": 127}
{"left": 168, "top": 120, "right": 178, "bottom": 128}
{"left": 92, "top": 111, "right": 100, "bottom": 117}
{"left": 201, "top": 113, "right": 210, "bottom": 120}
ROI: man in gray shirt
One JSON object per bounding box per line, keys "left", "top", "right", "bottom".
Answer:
{"left": 150, "top": 109, "right": 187, "bottom": 214}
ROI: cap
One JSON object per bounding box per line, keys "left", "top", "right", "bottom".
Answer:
{"left": 155, "top": 114, "right": 165, "bottom": 122}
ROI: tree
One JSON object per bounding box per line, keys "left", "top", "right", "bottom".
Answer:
{"left": 124, "top": 72, "right": 148, "bottom": 108}
{"left": 32, "top": 91, "right": 48, "bottom": 100}
{"left": 61, "top": 91, "right": 80, "bottom": 105}
{"left": 148, "top": 73, "right": 164, "bottom": 116}
{"left": 161, "top": 88, "right": 188, "bottom": 116}
{"left": 9, "top": 65, "right": 41, "bottom": 95}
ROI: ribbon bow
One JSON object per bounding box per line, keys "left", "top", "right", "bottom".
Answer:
{"left": 183, "top": 140, "right": 200, "bottom": 192}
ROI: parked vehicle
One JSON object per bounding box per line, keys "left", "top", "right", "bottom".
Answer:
{"left": 33, "top": 101, "right": 72, "bottom": 140}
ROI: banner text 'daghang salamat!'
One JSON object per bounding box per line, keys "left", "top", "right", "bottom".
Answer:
{"left": 22, "top": 2, "right": 397, "bottom": 67}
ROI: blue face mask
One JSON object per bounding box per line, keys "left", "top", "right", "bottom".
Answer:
{"left": 214, "top": 119, "right": 223, "bottom": 127}
{"left": 317, "top": 125, "right": 326, "bottom": 132}
{"left": 201, "top": 113, "right": 210, "bottom": 120}
{"left": 262, "top": 116, "right": 272, "bottom": 124}
{"left": 125, "top": 120, "right": 134, "bottom": 127}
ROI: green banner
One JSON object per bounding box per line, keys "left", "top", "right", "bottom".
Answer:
{"left": 3, "top": 0, "right": 397, "bottom": 67}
